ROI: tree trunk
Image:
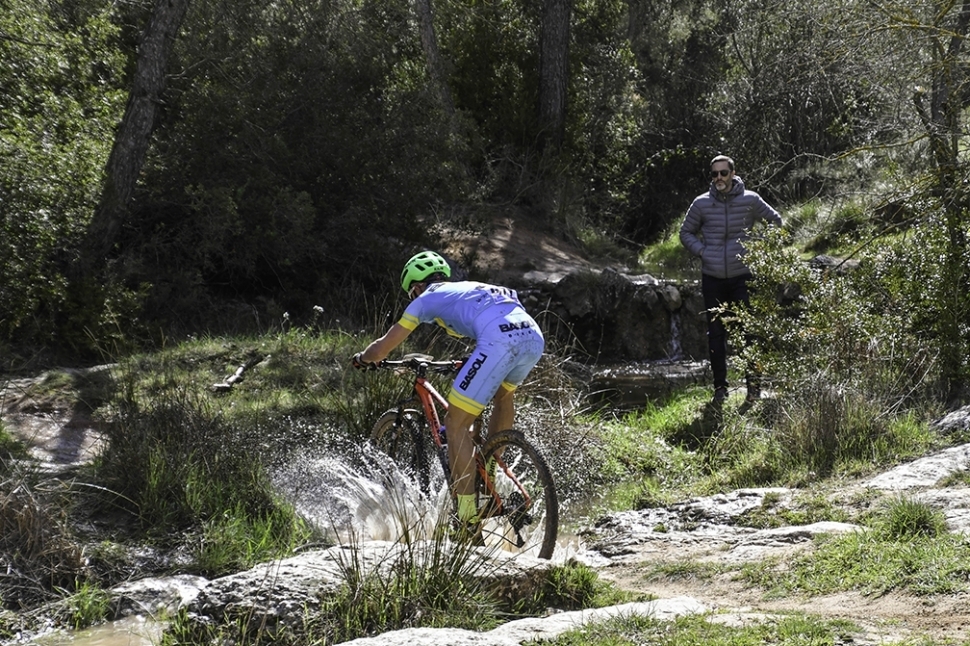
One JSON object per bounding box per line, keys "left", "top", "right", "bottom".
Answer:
{"left": 75, "top": 0, "right": 190, "bottom": 279}
{"left": 413, "top": 0, "right": 455, "bottom": 118}
{"left": 537, "top": 0, "right": 571, "bottom": 153}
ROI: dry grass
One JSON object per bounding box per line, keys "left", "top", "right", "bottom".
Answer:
{"left": 0, "top": 467, "right": 85, "bottom": 608}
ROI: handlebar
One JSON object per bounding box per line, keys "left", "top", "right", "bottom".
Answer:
{"left": 379, "top": 355, "right": 464, "bottom": 375}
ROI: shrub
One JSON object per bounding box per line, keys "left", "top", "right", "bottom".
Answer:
{"left": 871, "top": 496, "right": 947, "bottom": 541}
{"left": 732, "top": 226, "right": 939, "bottom": 479}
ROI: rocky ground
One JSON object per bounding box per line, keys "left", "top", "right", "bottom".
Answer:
{"left": 6, "top": 373, "right": 970, "bottom": 645}
{"left": 5, "top": 219, "right": 970, "bottom": 645}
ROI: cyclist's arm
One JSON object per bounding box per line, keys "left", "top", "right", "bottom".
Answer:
{"left": 359, "top": 323, "right": 412, "bottom": 364}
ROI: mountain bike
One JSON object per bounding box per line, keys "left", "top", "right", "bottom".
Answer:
{"left": 367, "top": 354, "right": 559, "bottom": 559}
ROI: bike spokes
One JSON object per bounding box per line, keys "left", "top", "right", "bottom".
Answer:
{"left": 477, "top": 430, "right": 558, "bottom": 559}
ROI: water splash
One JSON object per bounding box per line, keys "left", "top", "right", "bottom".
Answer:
{"left": 272, "top": 442, "right": 585, "bottom": 561}
{"left": 272, "top": 443, "right": 449, "bottom": 544}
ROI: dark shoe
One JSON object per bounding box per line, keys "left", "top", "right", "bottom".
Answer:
{"left": 712, "top": 387, "right": 728, "bottom": 403}
{"left": 745, "top": 387, "right": 761, "bottom": 403}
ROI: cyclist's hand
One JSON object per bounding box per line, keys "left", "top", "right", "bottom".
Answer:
{"left": 352, "top": 352, "right": 377, "bottom": 371}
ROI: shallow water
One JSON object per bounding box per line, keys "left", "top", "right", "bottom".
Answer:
{"left": 29, "top": 616, "right": 160, "bottom": 646}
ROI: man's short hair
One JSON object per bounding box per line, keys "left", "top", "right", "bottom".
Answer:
{"left": 710, "top": 155, "right": 735, "bottom": 170}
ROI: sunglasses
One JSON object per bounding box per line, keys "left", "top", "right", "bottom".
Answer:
{"left": 710, "top": 169, "right": 732, "bottom": 178}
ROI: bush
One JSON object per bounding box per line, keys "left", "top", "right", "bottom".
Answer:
{"left": 730, "top": 226, "right": 940, "bottom": 479}
{"left": 871, "top": 496, "right": 947, "bottom": 541}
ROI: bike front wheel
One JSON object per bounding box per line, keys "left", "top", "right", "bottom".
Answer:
{"left": 477, "top": 429, "right": 559, "bottom": 559}
{"left": 370, "top": 409, "right": 439, "bottom": 495}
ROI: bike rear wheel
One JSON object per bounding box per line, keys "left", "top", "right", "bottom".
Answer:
{"left": 477, "top": 429, "right": 558, "bottom": 559}
{"left": 370, "top": 409, "right": 439, "bottom": 495}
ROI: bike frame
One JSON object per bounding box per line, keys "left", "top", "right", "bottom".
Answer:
{"left": 391, "top": 360, "right": 530, "bottom": 513}
{"left": 409, "top": 372, "right": 449, "bottom": 451}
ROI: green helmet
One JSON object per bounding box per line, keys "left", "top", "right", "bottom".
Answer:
{"left": 401, "top": 251, "right": 451, "bottom": 293}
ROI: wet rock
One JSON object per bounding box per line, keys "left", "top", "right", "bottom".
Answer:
{"left": 338, "top": 597, "right": 709, "bottom": 646}
{"left": 110, "top": 574, "right": 209, "bottom": 618}
{"left": 186, "top": 541, "right": 556, "bottom": 636}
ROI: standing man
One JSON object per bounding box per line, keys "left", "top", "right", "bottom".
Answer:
{"left": 680, "top": 155, "right": 782, "bottom": 404}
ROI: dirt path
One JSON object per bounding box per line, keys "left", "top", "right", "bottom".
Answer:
{"left": 593, "top": 541, "right": 970, "bottom": 643}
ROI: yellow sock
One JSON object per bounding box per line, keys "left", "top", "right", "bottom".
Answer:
{"left": 457, "top": 493, "right": 479, "bottom": 523}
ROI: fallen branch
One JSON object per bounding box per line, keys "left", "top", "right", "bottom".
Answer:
{"left": 211, "top": 354, "right": 266, "bottom": 393}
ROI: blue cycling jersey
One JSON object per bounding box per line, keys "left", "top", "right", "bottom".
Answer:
{"left": 398, "top": 281, "right": 523, "bottom": 339}
{"left": 397, "top": 280, "right": 544, "bottom": 416}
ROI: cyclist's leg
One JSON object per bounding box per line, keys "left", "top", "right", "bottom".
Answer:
{"left": 488, "top": 384, "right": 515, "bottom": 438}
{"left": 442, "top": 405, "right": 478, "bottom": 499}
{"left": 485, "top": 328, "right": 544, "bottom": 440}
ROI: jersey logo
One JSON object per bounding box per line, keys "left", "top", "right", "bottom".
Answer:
{"left": 499, "top": 321, "right": 531, "bottom": 333}
{"left": 459, "top": 352, "right": 488, "bottom": 390}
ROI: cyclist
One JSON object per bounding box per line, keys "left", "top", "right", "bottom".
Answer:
{"left": 352, "top": 250, "right": 545, "bottom": 535}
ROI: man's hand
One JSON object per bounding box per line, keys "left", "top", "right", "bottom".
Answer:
{"left": 352, "top": 352, "right": 377, "bottom": 371}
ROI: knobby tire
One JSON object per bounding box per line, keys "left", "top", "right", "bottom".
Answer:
{"left": 478, "top": 429, "right": 559, "bottom": 559}
{"left": 370, "top": 409, "right": 437, "bottom": 495}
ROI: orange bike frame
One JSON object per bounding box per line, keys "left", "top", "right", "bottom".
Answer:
{"left": 412, "top": 375, "right": 449, "bottom": 450}
{"left": 408, "top": 368, "right": 531, "bottom": 514}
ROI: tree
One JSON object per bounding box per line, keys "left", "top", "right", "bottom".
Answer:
{"left": 414, "top": 0, "right": 456, "bottom": 118}
{"left": 538, "top": 0, "right": 571, "bottom": 152}
{"left": 905, "top": 0, "right": 970, "bottom": 399}
{"left": 75, "top": 0, "right": 190, "bottom": 279}
{"left": 0, "top": 0, "right": 126, "bottom": 351}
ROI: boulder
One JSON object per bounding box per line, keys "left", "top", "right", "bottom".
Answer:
{"left": 186, "top": 541, "right": 557, "bottom": 637}
{"left": 535, "top": 268, "right": 707, "bottom": 364}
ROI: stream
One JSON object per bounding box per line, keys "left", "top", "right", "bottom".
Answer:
{"left": 31, "top": 445, "right": 587, "bottom": 646}
{"left": 31, "top": 616, "right": 159, "bottom": 646}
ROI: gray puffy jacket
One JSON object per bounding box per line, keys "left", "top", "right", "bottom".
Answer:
{"left": 679, "top": 177, "right": 782, "bottom": 279}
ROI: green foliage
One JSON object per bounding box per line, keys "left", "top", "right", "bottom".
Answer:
{"left": 312, "top": 538, "right": 503, "bottom": 643}
{"left": 516, "top": 561, "right": 629, "bottom": 614}
{"left": 803, "top": 200, "right": 872, "bottom": 254}
{"left": 869, "top": 496, "right": 947, "bottom": 541}
{"left": 726, "top": 225, "right": 942, "bottom": 480}
{"left": 741, "top": 497, "right": 963, "bottom": 599}
{"left": 0, "top": 422, "right": 28, "bottom": 461}
{"left": 587, "top": 397, "right": 707, "bottom": 509}
{"left": 0, "top": 0, "right": 127, "bottom": 350}
{"left": 737, "top": 492, "right": 850, "bottom": 530}
{"left": 95, "top": 381, "right": 313, "bottom": 572}
{"left": 748, "top": 526, "right": 970, "bottom": 598}
{"left": 128, "top": 0, "right": 469, "bottom": 332}
{"left": 636, "top": 222, "right": 697, "bottom": 280}
{"left": 56, "top": 580, "right": 112, "bottom": 630}
{"left": 194, "top": 503, "right": 313, "bottom": 577}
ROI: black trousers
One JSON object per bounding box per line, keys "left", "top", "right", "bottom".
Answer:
{"left": 701, "top": 273, "right": 757, "bottom": 390}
